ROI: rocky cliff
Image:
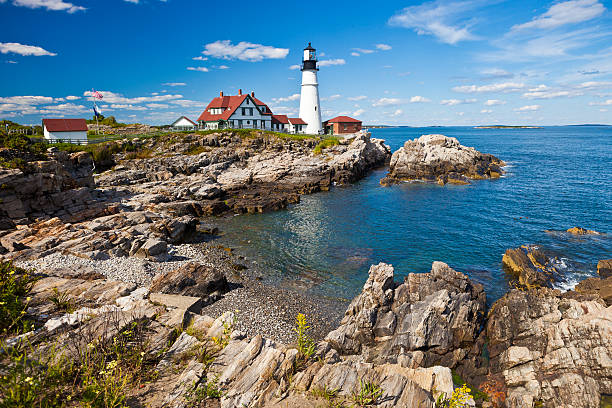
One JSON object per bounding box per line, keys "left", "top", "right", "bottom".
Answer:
{"left": 381, "top": 134, "right": 504, "bottom": 185}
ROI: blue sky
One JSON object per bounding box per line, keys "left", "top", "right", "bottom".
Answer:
{"left": 1, "top": 0, "right": 611, "bottom": 126}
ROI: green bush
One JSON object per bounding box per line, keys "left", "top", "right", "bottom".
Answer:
{"left": 313, "top": 137, "right": 340, "bottom": 155}
{"left": 0, "top": 262, "right": 37, "bottom": 336}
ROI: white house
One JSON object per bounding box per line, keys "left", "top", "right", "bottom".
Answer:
{"left": 171, "top": 116, "right": 197, "bottom": 131}
{"left": 42, "top": 119, "right": 88, "bottom": 143}
{"left": 197, "top": 90, "right": 274, "bottom": 131}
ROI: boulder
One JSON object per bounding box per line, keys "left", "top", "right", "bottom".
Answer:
{"left": 501, "top": 245, "right": 558, "bottom": 288}
{"left": 381, "top": 134, "right": 504, "bottom": 185}
{"left": 575, "top": 275, "right": 612, "bottom": 306}
{"left": 486, "top": 288, "right": 612, "bottom": 408}
{"left": 325, "top": 262, "right": 486, "bottom": 373}
{"left": 598, "top": 259, "right": 612, "bottom": 278}
{"left": 567, "top": 226, "right": 601, "bottom": 235}
{"left": 134, "top": 238, "right": 167, "bottom": 259}
{"left": 149, "top": 261, "right": 228, "bottom": 305}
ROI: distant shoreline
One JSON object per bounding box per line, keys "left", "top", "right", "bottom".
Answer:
{"left": 474, "top": 125, "right": 543, "bottom": 129}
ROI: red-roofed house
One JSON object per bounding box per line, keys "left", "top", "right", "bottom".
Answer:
{"left": 323, "top": 116, "right": 362, "bottom": 135}
{"left": 197, "top": 90, "right": 274, "bottom": 131}
{"left": 42, "top": 118, "right": 88, "bottom": 142}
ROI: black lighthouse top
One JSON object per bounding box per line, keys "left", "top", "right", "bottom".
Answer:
{"left": 302, "top": 42, "right": 318, "bottom": 71}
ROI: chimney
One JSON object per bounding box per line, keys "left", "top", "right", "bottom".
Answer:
{"left": 238, "top": 89, "right": 242, "bottom": 96}
{"left": 251, "top": 91, "right": 255, "bottom": 97}
{"left": 220, "top": 91, "right": 224, "bottom": 97}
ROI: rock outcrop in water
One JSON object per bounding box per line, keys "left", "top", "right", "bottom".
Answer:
{"left": 501, "top": 245, "right": 560, "bottom": 289}
{"left": 380, "top": 134, "right": 504, "bottom": 185}
{"left": 566, "top": 226, "right": 602, "bottom": 235}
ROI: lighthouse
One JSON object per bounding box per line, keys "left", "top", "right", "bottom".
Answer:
{"left": 299, "top": 43, "right": 323, "bottom": 134}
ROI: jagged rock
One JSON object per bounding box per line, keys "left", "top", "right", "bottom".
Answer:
{"left": 599, "top": 259, "right": 612, "bottom": 278}
{"left": 502, "top": 245, "right": 558, "bottom": 288}
{"left": 325, "top": 262, "right": 486, "bottom": 374}
{"left": 149, "top": 292, "right": 202, "bottom": 314}
{"left": 149, "top": 261, "right": 228, "bottom": 305}
{"left": 381, "top": 134, "right": 504, "bottom": 185}
{"left": 567, "top": 226, "right": 601, "bottom": 235}
{"left": 134, "top": 238, "right": 167, "bottom": 259}
{"left": 486, "top": 287, "right": 612, "bottom": 408}
{"left": 575, "top": 275, "right": 612, "bottom": 306}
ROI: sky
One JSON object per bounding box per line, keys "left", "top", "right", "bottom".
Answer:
{"left": 1, "top": 0, "right": 612, "bottom": 126}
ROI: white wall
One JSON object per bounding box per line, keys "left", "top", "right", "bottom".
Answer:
{"left": 44, "top": 127, "right": 87, "bottom": 142}
{"left": 173, "top": 117, "right": 196, "bottom": 128}
{"left": 299, "top": 69, "right": 322, "bottom": 134}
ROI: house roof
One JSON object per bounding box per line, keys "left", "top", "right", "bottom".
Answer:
{"left": 288, "top": 118, "right": 307, "bottom": 125}
{"left": 325, "top": 116, "right": 362, "bottom": 124}
{"left": 171, "top": 116, "right": 196, "bottom": 126}
{"left": 43, "top": 118, "right": 88, "bottom": 132}
{"left": 271, "top": 114, "right": 289, "bottom": 124}
{"left": 197, "top": 93, "right": 272, "bottom": 122}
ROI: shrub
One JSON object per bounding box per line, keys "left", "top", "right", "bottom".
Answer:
{"left": 313, "top": 137, "right": 340, "bottom": 155}
{"left": 353, "top": 379, "right": 383, "bottom": 407}
{"left": 294, "top": 313, "right": 315, "bottom": 364}
{"left": 0, "top": 262, "right": 36, "bottom": 336}
{"left": 435, "top": 383, "right": 473, "bottom": 408}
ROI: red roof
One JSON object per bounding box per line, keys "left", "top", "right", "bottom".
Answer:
{"left": 197, "top": 93, "right": 273, "bottom": 122}
{"left": 271, "top": 114, "right": 289, "bottom": 124}
{"left": 325, "top": 115, "right": 362, "bottom": 124}
{"left": 43, "top": 118, "right": 88, "bottom": 132}
{"left": 288, "top": 117, "right": 307, "bottom": 125}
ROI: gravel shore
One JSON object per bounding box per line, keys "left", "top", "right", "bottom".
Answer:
{"left": 16, "top": 241, "right": 347, "bottom": 344}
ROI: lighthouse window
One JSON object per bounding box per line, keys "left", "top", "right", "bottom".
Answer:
{"left": 315, "top": 106, "right": 317, "bottom": 111}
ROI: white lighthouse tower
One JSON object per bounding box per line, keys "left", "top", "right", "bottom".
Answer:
{"left": 299, "top": 43, "right": 322, "bottom": 134}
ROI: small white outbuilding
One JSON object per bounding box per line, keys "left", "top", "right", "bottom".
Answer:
{"left": 43, "top": 118, "right": 88, "bottom": 143}
{"left": 171, "top": 116, "right": 197, "bottom": 131}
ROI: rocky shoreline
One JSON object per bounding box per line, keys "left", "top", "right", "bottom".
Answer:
{"left": 1, "top": 131, "right": 610, "bottom": 407}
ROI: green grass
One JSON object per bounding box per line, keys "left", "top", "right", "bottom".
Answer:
{"left": 313, "top": 137, "right": 340, "bottom": 155}
{"left": 0, "top": 261, "right": 37, "bottom": 336}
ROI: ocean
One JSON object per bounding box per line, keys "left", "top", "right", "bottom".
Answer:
{"left": 211, "top": 126, "right": 612, "bottom": 304}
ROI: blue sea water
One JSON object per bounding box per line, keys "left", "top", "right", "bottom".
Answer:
{"left": 212, "top": 126, "right": 612, "bottom": 304}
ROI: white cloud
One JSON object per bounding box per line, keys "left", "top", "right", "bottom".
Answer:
{"left": 318, "top": 59, "right": 346, "bottom": 67}
{"left": 481, "top": 109, "right": 492, "bottom": 113}
{"left": 373, "top": 97, "right": 402, "bottom": 107}
{"left": 322, "top": 94, "right": 342, "bottom": 101}
{"left": 589, "top": 99, "right": 612, "bottom": 105}
{"left": 351, "top": 52, "right": 360, "bottom": 57}
{"left": 410, "top": 95, "right": 431, "bottom": 103}
{"left": 441, "top": 98, "right": 477, "bottom": 105}
{"left": 576, "top": 81, "right": 612, "bottom": 89}
{"left": 391, "top": 109, "right": 403, "bottom": 117}
{"left": 348, "top": 95, "right": 367, "bottom": 101}
{"left": 218, "top": 65, "right": 229, "bottom": 69}
{"left": 480, "top": 68, "right": 513, "bottom": 79}
{"left": 0, "top": 95, "right": 55, "bottom": 105}
{"left": 523, "top": 89, "right": 582, "bottom": 99}
{"left": 6, "top": 60, "right": 17, "bottom": 64}
{"left": 109, "top": 104, "right": 147, "bottom": 111}
{"left": 4, "top": 0, "right": 85, "bottom": 13}
{"left": 484, "top": 99, "right": 506, "bottom": 106}
{"left": 353, "top": 108, "right": 365, "bottom": 116}
{"left": 600, "top": 108, "right": 608, "bottom": 112}
{"left": 0, "top": 42, "right": 56, "bottom": 56}
{"left": 187, "top": 67, "right": 209, "bottom": 72}
{"left": 202, "top": 40, "right": 289, "bottom": 62}
{"left": 512, "top": 0, "right": 605, "bottom": 31}
{"left": 289, "top": 64, "right": 301, "bottom": 70}
{"left": 65, "top": 95, "right": 80, "bottom": 100}
{"left": 163, "top": 82, "right": 186, "bottom": 87}
{"left": 273, "top": 94, "right": 300, "bottom": 103}
{"left": 453, "top": 82, "right": 525, "bottom": 93}
{"left": 515, "top": 104, "right": 541, "bottom": 111}
{"left": 388, "top": 0, "right": 480, "bottom": 44}
{"left": 192, "top": 56, "right": 208, "bottom": 61}
{"left": 376, "top": 44, "right": 392, "bottom": 51}
{"left": 353, "top": 48, "right": 374, "bottom": 54}
{"left": 83, "top": 90, "right": 183, "bottom": 104}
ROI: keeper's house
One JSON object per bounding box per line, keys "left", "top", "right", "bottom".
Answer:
{"left": 197, "top": 90, "right": 306, "bottom": 134}
{"left": 42, "top": 118, "right": 88, "bottom": 142}
{"left": 323, "top": 116, "right": 362, "bottom": 135}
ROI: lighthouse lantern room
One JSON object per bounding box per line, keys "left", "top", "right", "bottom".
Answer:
{"left": 299, "top": 43, "right": 323, "bottom": 134}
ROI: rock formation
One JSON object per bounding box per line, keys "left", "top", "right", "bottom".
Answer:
{"left": 381, "top": 134, "right": 504, "bottom": 185}
{"left": 325, "top": 262, "right": 487, "bottom": 376}
{"left": 486, "top": 287, "right": 612, "bottom": 408}
{"left": 599, "top": 259, "right": 612, "bottom": 278}
{"left": 501, "top": 245, "right": 560, "bottom": 289}
{"left": 566, "top": 226, "right": 602, "bottom": 235}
